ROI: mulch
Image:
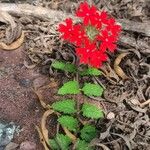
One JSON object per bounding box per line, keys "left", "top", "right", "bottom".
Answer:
{"left": 0, "top": 0, "right": 149, "bottom": 150}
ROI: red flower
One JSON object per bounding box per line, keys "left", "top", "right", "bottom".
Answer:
{"left": 69, "top": 24, "right": 86, "bottom": 46}
{"left": 58, "top": 18, "right": 73, "bottom": 40}
{"left": 76, "top": 40, "right": 96, "bottom": 64}
{"left": 59, "top": 19, "right": 86, "bottom": 46}
{"left": 106, "top": 18, "right": 121, "bottom": 36}
{"left": 58, "top": 2, "right": 121, "bottom": 68}
{"left": 89, "top": 50, "right": 108, "bottom": 68}
{"left": 91, "top": 11, "right": 108, "bottom": 28}
{"left": 76, "top": 40, "right": 108, "bottom": 68}
{"left": 76, "top": 2, "right": 97, "bottom": 25}
{"left": 97, "top": 30, "right": 117, "bottom": 52}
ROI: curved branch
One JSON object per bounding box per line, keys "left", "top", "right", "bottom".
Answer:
{"left": 0, "top": 3, "right": 74, "bottom": 22}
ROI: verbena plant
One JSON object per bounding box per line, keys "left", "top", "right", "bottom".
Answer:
{"left": 49, "top": 60, "right": 104, "bottom": 150}
{"left": 41, "top": 1, "right": 121, "bottom": 149}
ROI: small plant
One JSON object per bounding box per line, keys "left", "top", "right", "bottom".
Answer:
{"left": 36, "top": 1, "right": 121, "bottom": 150}
{"left": 49, "top": 99, "right": 104, "bottom": 150}
{"left": 45, "top": 68, "right": 104, "bottom": 150}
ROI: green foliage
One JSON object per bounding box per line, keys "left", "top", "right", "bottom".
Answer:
{"left": 52, "top": 99, "right": 76, "bottom": 114}
{"left": 65, "top": 63, "right": 77, "bottom": 73}
{"left": 49, "top": 139, "right": 60, "bottom": 150}
{"left": 49, "top": 134, "right": 71, "bottom": 150}
{"left": 55, "top": 134, "right": 71, "bottom": 150}
{"left": 75, "top": 139, "right": 93, "bottom": 150}
{"left": 58, "top": 115, "right": 78, "bottom": 131}
{"left": 58, "top": 81, "right": 80, "bottom": 95}
{"left": 80, "top": 125, "right": 97, "bottom": 142}
{"left": 52, "top": 60, "right": 76, "bottom": 73}
{"left": 81, "top": 103, "right": 104, "bottom": 119}
{"left": 82, "top": 83, "right": 103, "bottom": 96}
{"left": 80, "top": 67, "right": 102, "bottom": 76}
{"left": 51, "top": 61, "right": 65, "bottom": 70}
{"left": 50, "top": 60, "right": 106, "bottom": 149}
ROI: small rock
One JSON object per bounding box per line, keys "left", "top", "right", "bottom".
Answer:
{"left": 5, "top": 142, "right": 19, "bottom": 150}
{"left": 107, "top": 112, "right": 115, "bottom": 120}
{"left": 20, "top": 141, "right": 36, "bottom": 150}
{"left": 19, "top": 79, "right": 32, "bottom": 87}
{"left": 0, "top": 122, "right": 17, "bottom": 148}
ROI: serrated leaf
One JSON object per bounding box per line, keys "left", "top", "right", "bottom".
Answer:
{"left": 65, "top": 63, "right": 77, "bottom": 73}
{"left": 52, "top": 99, "right": 76, "bottom": 114}
{"left": 49, "top": 139, "right": 60, "bottom": 150}
{"left": 81, "top": 103, "right": 104, "bottom": 119}
{"left": 82, "top": 83, "right": 103, "bottom": 96}
{"left": 75, "top": 139, "right": 93, "bottom": 150}
{"left": 49, "top": 134, "right": 71, "bottom": 150}
{"left": 80, "top": 125, "right": 97, "bottom": 142}
{"left": 80, "top": 67, "right": 102, "bottom": 76}
{"left": 58, "top": 81, "right": 80, "bottom": 95}
{"left": 52, "top": 61, "right": 65, "bottom": 70}
{"left": 52, "top": 60, "right": 76, "bottom": 73}
{"left": 56, "top": 134, "right": 71, "bottom": 150}
{"left": 58, "top": 115, "right": 78, "bottom": 131}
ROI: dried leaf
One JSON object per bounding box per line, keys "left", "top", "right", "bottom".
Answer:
{"left": 35, "top": 126, "right": 49, "bottom": 150}
{"left": 114, "top": 53, "right": 129, "bottom": 80}
{"left": 41, "top": 109, "right": 54, "bottom": 145}
{"left": 111, "top": 132, "right": 132, "bottom": 150}
{"left": 34, "top": 90, "right": 48, "bottom": 109}
{"left": 0, "top": 31, "right": 24, "bottom": 50}
{"left": 63, "top": 127, "right": 77, "bottom": 143}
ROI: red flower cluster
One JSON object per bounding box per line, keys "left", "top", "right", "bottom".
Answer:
{"left": 58, "top": 2, "right": 121, "bottom": 68}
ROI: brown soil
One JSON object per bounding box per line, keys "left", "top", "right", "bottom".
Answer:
{"left": 0, "top": 46, "right": 55, "bottom": 149}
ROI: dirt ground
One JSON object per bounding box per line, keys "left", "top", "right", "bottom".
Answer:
{"left": 0, "top": 46, "right": 45, "bottom": 149}
{"left": 0, "top": 44, "right": 61, "bottom": 149}
{"left": 0, "top": 0, "right": 150, "bottom": 150}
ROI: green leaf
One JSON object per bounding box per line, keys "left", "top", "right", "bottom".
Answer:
{"left": 80, "top": 125, "right": 97, "bottom": 142}
{"left": 58, "top": 115, "right": 78, "bottom": 131}
{"left": 49, "top": 134, "right": 71, "bottom": 150}
{"left": 81, "top": 103, "right": 104, "bottom": 119}
{"left": 82, "top": 83, "right": 103, "bottom": 97}
{"left": 52, "top": 61, "right": 76, "bottom": 73}
{"left": 52, "top": 99, "right": 76, "bottom": 114}
{"left": 52, "top": 61, "right": 65, "bottom": 70}
{"left": 58, "top": 81, "right": 80, "bottom": 95}
{"left": 65, "top": 63, "right": 77, "bottom": 73}
{"left": 80, "top": 67, "right": 102, "bottom": 76}
{"left": 75, "top": 139, "right": 93, "bottom": 150}
{"left": 55, "top": 134, "right": 71, "bottom": 150}
{"left": 49, "top": 139, "right": 60, "bottom": 150}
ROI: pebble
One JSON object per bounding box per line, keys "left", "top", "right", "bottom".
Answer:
{"left": 19, "top": 78, "right": 32, "bottom": 87}
{"left": 20, "top": 141, "right": 36, "bottom": 150}
{"left": 106, "top": 112, "right": 115, "bottom": 120}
